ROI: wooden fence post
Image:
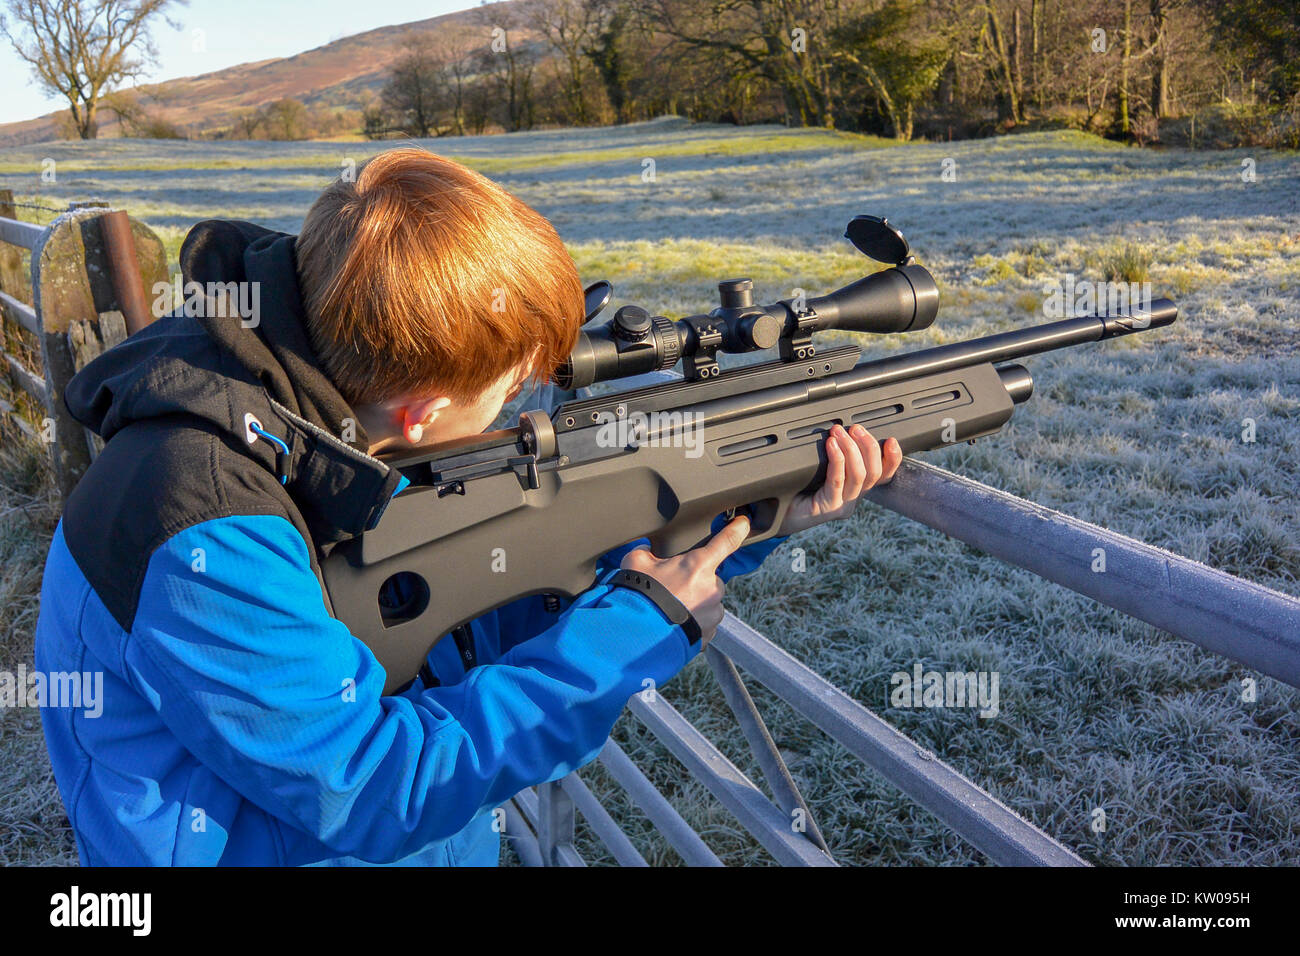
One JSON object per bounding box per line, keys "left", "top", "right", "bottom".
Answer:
{"left": 28, "top": 204, "right": 167, "bottom": 499}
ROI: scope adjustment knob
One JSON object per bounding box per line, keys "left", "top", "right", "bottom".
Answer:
{"left": 612, "top": 305, "right": 652, "bottom": 342}
{"left": 718, "top": 278, "right": 754, "bottom": 309}
{"left": 740, "top": 312, "right": 781, "bottom": 350}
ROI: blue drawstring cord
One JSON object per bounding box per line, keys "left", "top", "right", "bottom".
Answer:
{"left": 248, "top": 422, "right": 290, "bottom": 484}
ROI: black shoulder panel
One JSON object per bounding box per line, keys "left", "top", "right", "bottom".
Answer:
{"left": 61, "top": 418, "right": 315, "bottom": 633}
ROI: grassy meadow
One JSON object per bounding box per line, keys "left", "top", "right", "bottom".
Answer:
{"left": 1, "top": 117, "right": 1298, "bottom": 865}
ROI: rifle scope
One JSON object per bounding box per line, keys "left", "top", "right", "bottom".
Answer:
{"left": 556, "top": 216, "right": 940, "bottom": 389}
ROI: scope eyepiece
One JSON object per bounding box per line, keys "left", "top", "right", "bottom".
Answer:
{"left": 555, "top": 309, "right": 683, "bottom": 390}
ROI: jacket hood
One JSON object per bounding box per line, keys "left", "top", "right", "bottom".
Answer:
{"left": 63, "top": 219, "right": 402, "bottom": 545}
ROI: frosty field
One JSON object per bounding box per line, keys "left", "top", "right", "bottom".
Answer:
{"left": 1, "top": 117, "right": 1298, "bottom": 865}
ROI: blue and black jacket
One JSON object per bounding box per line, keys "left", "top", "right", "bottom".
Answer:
{"left": 34, "top": 219, "right": 785, "bottom": 866}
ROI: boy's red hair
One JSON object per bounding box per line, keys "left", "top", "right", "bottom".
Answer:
{"left": 296, "top": 148, "right": 585, "bottom": 408}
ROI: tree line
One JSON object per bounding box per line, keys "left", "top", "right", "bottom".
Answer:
{"left": 3, "top": 0, "right": 1296, "bottom": 147}
{"left": 367, "top": 0, "right": 1297, "bottom": 147}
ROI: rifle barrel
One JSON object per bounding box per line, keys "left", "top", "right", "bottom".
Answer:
{"left": 838, "top": 299, "right": 1178, "bottom": 393}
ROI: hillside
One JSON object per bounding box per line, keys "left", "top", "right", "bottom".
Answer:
{"left": 0, "top": 2, "right": 522, "bottom": 146}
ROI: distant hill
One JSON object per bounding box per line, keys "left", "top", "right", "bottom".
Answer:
{"left": 0, "top": 3, "right": 522, "bottom": 146}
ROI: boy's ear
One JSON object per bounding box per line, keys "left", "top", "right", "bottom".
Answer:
{"left": 402, "top": 396, "right": 453, "bottom": 444}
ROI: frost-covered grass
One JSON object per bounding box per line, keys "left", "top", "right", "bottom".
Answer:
{"left": 1, "top": 117, "right": 1298, "bottom": 866}
{"left": 0, "top": 435, "right": 74, "bottom": 864}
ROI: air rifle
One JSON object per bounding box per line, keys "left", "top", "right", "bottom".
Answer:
{"left": 322, "top": 216, "right": 1178, "bottom": 693}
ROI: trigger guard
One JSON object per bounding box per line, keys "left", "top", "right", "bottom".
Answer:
{"left": 648, "top": 523, "right": 715, "bottom": 558}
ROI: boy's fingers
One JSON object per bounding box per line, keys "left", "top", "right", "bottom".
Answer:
{"left": 838, "top": 425, "right": 868, "bottom": 499}
{"left": 697, "top": 514, "right": 751, "bottom": 571}
{"left": 851, "top": 424, "right": 884, "bottom": 489}
{"left": 820, "top": 431, "right": 846, "bottom": 508}
{"left": 879, "top": 436, "right": 903, "bottom": 482}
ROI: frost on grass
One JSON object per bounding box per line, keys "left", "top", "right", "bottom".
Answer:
{"left": 1, "top": 119, "right": 1298, "bottom": 865}
{"left": 0, "top": 435, "right": 75, "bottom": 865}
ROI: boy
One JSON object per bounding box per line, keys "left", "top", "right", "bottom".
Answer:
{"left": 35, "top": 148, "right": 900, "bottom": 866}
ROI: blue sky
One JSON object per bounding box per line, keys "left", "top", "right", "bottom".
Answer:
{"left": 0, "top": 0, "right": 478, "bottom": 125}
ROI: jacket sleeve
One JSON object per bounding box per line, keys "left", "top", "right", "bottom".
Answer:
{"left": 123, "top": 514, "right": 695, "bottom": 864}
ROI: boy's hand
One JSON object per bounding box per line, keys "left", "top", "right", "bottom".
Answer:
{"left": 619, "top": 515, "right": 752, "bottom": 645}
{"left": 776, "top": 424, "right": 902, "bottom": 536}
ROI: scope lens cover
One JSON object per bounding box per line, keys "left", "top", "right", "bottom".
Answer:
{"left": 583, "top": 280, "right": 613, "bottom": 323}
{"left": 845, "top": 216, "right": 910, "bottom": 265}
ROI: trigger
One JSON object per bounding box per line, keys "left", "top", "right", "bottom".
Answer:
{"left": 721, "top": 504, "right": 754, "bottom": 525}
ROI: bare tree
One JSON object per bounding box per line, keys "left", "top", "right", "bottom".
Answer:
{"left": 1117, "top": 0, "right": 1132, "bottom": 133}
{"left": 830, "top": 0, "right": 949, "bottom": 139}
{"left": 464, "top": 77, "right": 494, "bottom": 134}
{"left": 101, "top": 84, "right": 181, "bottom": 137}
{"left": 474, "top": 2, "right": 540, "bottom": 132}
{"left": 382, "top": 32, "right": 446, "bottom": 137}
{"left": 430, "top": 27, "right": 478, "bottom": 136}
{"left": 232, "top": 107, "right": 262, "bottom": 139}
{"left": 1, "top": 0, "right": 182, "bottom": 139}
{"left": 981, "top": 0, "right": 1021, "bottom": 123}
{"left": 1149, "top": 0, "right": 1171, "bottom": 118}
{"left": 650, "top": 0, "right": 844, "bottom": 128}
{"left": 100, "top": 86, "right": 146, "bottom": 133}
{"left": 360, "top": 99, "right": 389, "bottom": 140}
{"left": 1029, "top": 0, "right": 1041, "bottom": 108}
{"left": 529, "top": 0, "right": 597, "bottom": 124}
{"left": 583, "top": 0, "right": 637, "bottom": 123}
{"left": 260, "top": 98, "right": 308, "bottom": 140}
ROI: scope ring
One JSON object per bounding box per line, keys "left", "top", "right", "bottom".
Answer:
{"left": 652, "top": 313, "right": 680, "bottom": 369}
